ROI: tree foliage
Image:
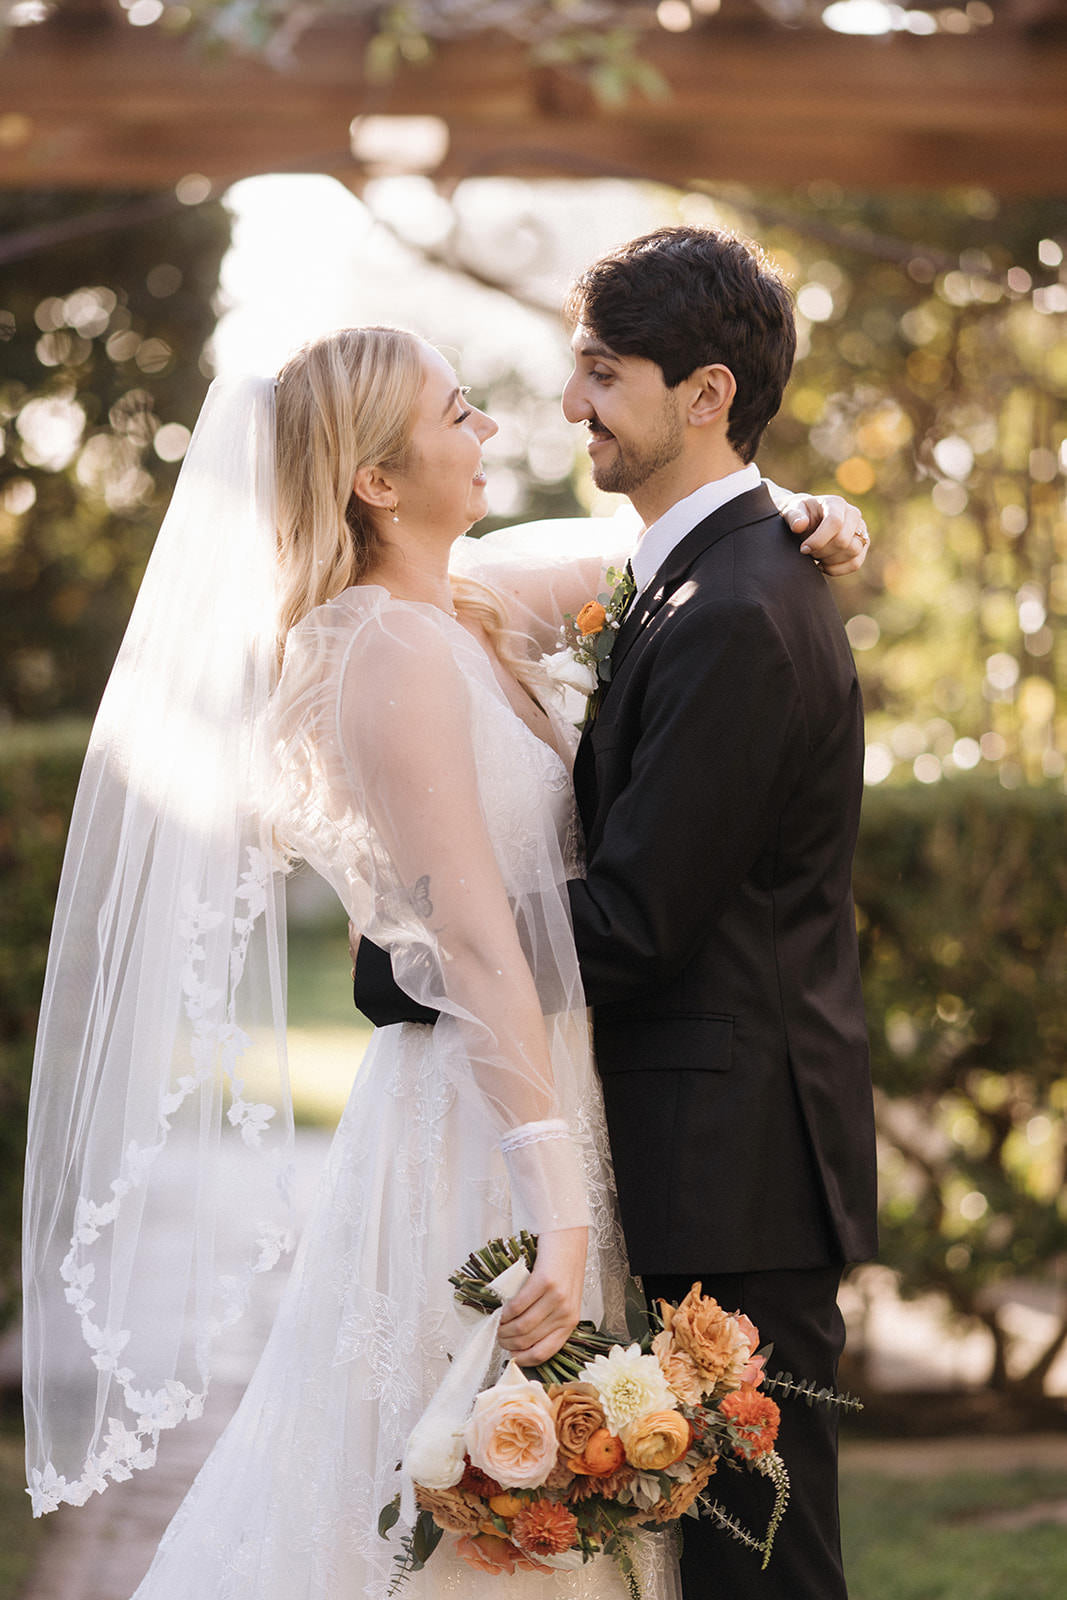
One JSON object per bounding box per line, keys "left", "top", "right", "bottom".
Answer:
{"left": 856, "top": 782, "right": 1067, "bottom": 1398}
{"left": 0, "top": 190, "right": 231, "bottom": 722}
{"left": 748, "top": 185, "right": 1067, "bottom": 789}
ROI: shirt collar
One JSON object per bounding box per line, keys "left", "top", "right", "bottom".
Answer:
{"left": 629, "top": 463, "right": 762, "bottom": 595}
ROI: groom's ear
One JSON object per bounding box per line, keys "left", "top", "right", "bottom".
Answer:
{"left": 686, "top": 364, "right": 736, "bottom": 431}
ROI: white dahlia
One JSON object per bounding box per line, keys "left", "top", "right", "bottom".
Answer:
{"left": 580, "top": 1343, "right": 677, "bottom": 1434}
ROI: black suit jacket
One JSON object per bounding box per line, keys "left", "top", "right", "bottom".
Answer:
{"left": 356, "top": 485, "right": 878, "bottom": 1277}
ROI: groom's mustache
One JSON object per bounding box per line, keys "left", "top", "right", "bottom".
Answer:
{"left": 587, "top": 416, "right": 615, "bottom": 441}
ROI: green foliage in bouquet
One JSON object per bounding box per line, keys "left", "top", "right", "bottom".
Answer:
{"left": 449, "top": 1230, "right": 621, "bottom": 1386}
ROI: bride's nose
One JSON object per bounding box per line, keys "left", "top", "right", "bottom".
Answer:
{"left": 475, "top": 409, "right": 498, "bottom": 443}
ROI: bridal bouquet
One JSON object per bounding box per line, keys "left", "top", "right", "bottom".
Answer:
{"left": 381, "top": 1235, "right": 852, "bottom": 1597}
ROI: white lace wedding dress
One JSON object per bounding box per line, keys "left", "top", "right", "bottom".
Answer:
{"left": 127, "top": 579, "right": 680, "bottom": 1600}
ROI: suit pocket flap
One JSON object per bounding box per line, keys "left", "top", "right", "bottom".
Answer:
{"left": 594, "top": 1014, "right": 734, "bottom": 1075}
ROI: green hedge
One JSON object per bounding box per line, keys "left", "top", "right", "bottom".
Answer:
{"left": 0, "top": 720, "right": 90, "bottom": 1328}
{"left": 855, "top": 780, "right": 1067, "bottom": 1396}
{"left": 2, "top": 727, "right": 1065, "bottom": 1391}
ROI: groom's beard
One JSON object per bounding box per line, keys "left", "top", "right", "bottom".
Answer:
{"left": 588, "top": 401, "right": 684, "bottom": 496}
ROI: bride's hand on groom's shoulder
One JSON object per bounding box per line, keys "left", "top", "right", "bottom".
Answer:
{"left": 784, "top": 492, "right": 871, "bottom": 576}
{"left": 497, "top": 1226, "right": 588, "bottom": 1367}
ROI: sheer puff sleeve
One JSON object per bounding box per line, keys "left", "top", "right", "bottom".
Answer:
{"left": 448, "top": 510, "right": 639, "bottom": 653}
{"left": 270, "top": 587, "right": 592, "bottom": 1235}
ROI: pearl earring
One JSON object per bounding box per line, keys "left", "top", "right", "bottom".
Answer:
{"left": 390, "top": 502, "right": 400, "bottom": 524}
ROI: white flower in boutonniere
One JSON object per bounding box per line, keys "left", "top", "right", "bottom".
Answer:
{"left": 540, "top": 565, "right": 635, "bottom": 726}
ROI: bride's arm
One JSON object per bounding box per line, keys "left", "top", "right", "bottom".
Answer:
{"left": 338, "top": 606, "right": 587, "bottom": 1363}
{"left": 450, "top": 512, "right": 636, "bottom": 653}
{"left": 453, "top": 491, "right": 870, "bottom": 650}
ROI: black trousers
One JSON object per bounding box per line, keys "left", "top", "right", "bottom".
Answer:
{"left": 641, "top": 1265, "right": 847, "bottom": 1600}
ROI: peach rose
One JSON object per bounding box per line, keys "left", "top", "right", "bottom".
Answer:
{"left": 549, "top": 1382, "right": 606, "bottom": 1461}
{"left": 651, "top": 1329, "right": 705, "bottom": 1406}
{"left": 661, "top": 1285, "right": 754, "bottom": 1395}
{"left": 734, "top": 1313, "right": 765, "bottom": 1387}
{"left": 622, "top": 1410, "right": 692, "bottom": 1472}
{"left": 464, "top": 1363, "right": 558, "bottom": 1490}
{"left": 576, "top": 600, "right": 607, "bottom": 636}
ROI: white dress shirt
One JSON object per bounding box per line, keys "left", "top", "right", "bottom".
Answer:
{"left": 629, "top": 462, "right": 763, "bottom": 596}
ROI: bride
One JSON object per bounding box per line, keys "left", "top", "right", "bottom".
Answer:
{"left": 22, "top": 326, "right": 865, "bottom": 1599}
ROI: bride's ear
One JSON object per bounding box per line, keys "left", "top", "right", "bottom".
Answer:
{"left": 352, "top": 464, "right": 397, "bottom": 511}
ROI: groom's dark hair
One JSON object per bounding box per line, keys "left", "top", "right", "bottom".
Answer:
{"left": 565, "top": 226, "right": 796, "bottom": 463}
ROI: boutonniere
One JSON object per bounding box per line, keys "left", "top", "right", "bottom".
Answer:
{"left": 542, "top": 565, "right": 635, "bottom": 725}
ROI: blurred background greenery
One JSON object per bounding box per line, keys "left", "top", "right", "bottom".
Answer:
{"left": 0, "top": 0, "right": 1062, "bottom": 1593}
{"left": 0, "top": 8, "right": 1065, "bottom": 1590}
{"left": 2, "top": 172, "right": 1064, "bottom": 1412}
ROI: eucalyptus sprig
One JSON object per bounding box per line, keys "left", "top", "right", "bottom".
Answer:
{"left": 761, "top": 1370, "right": 864, "bottom": 1413}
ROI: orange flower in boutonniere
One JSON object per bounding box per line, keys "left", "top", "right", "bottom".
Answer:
{"left": 576, "top": 600, "right": 607, "bottom": 636}
{"left": 542, "top": 565, "right": 636, "bottom": 726}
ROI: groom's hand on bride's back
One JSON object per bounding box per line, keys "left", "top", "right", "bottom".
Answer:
{"left": 783, "top": 491, "right": 871, "bottom": 576}
{"left": 352, "top": 927, "right": 440, "bottom": 1026}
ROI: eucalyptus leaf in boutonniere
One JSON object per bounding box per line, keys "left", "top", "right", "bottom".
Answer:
{"left": 542, "top": 565, "right": 636, "bottom": 726}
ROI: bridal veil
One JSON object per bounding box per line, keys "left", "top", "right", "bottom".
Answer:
{"left": 22, "top": 376, "right": 294, "bottom": 1514}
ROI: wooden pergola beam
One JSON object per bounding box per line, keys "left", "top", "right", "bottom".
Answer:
{"left": 1, "top": 12, "right": 1066, "bottom": 192}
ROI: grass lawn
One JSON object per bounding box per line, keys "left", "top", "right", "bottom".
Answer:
{"left": 841, "top": 1465, "right": 1067, "bottom": 1600}
{"left": 284, "top": 921, "right": 374, "bottom": 1125}
{"left": 0, "top": 1417, "right": 41, "bottom": 1600}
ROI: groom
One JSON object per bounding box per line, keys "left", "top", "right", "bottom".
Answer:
{"left": 357, "top": 226, "right": 878, "bottom": 1599}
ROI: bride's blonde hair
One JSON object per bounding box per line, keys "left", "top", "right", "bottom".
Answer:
{"left": 274, "top": 325, "right": 424, "bottom": 652}
{"left": 273, "top": 324, "right": 548, "bottom": 704}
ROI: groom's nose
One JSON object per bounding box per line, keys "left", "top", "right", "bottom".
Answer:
{"left": 561, "top": 368, "right": 591, "bottom": 424}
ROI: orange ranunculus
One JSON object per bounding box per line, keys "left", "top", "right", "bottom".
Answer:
{"left": 511, "top": 1498, "right": 580, "bottom": 1557}
{"left": 576, "top": 600, "right": 607, "bottom": 636}
{"left": 622, "top": 1410, "right": 692, "bottom": 1472}
{"left": 488, "top": 1491, "right": 524, "bottom": 1519}
{"left": 570, "top": 1426, "right": 627, "bottom": 1477}
{"left": 718, "top": 1385, "right": 781, "bottom": 1458}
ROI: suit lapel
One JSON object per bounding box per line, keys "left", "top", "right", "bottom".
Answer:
{"left": 606, "top": 484, "right": 780, "bottom": 681}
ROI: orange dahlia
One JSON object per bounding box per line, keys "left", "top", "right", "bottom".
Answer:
{"left": 719, "top": 1385, "right": 781, "bottom": 1458}
{"left": 511, "top": 1498, "right": 580, "bottom": 1557}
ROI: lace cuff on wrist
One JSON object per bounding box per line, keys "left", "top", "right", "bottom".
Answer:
{"left": 499, "top": 1119, "right": 591, "bottom": 1235}
{"left": 499, "top": 1118, "right": 570, "bottom": 1154}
